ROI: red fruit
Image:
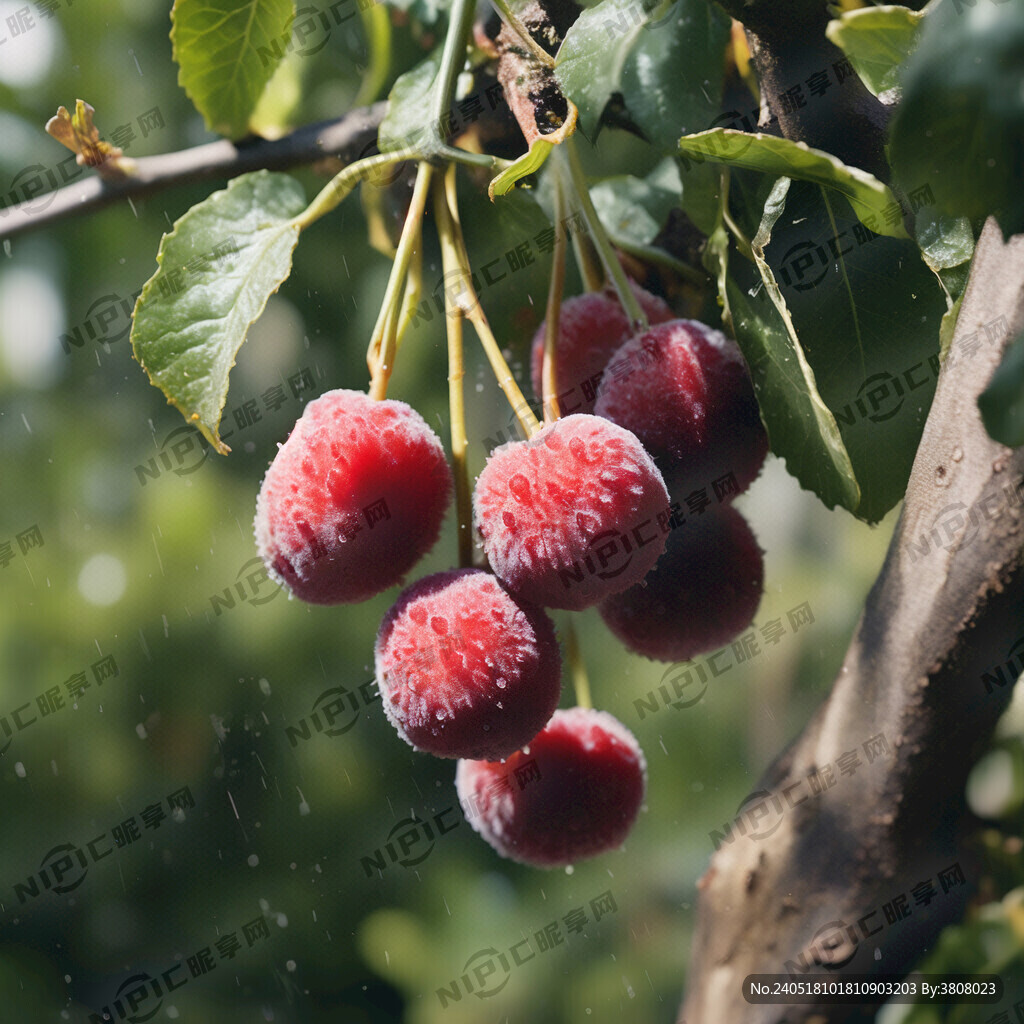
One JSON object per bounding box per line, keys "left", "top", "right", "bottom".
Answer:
{"left": 456, "top": 707, "right": 646, "bottom": 867}
{"left": 599, "top": 505, "right": 764, "bottom": 662}
{"left": 375, "top": 569, "right": 562, "bottom": 761}
{"left": 473, "top": 414, "right": 670, "bottom": 611}
{"left": 529, "top": 283, "right": 673, "bottom": 416}
{"left": 594, "top": 319, "right": 768, "bottom": 500}
{"left": 254, "top": 389, "right": 452, "bottom": 605}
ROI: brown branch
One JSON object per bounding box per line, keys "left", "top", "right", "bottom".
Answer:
{"left": 714, "top": 0, "right": 892, "bottom": 182}
{"left": 0, "top": 103, "right": 387, "bottom": 243}
{"left": 679, "top": 216, "right": 1024, "bottom": 1023}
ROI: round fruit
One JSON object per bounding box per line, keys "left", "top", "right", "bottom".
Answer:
{"left": 375, "top": 568, "right": 562, "bottom": 761}
{"left": 254, "top": 389, "right": 452, "bottom": 605}
{"left": 599, "top": 505, "right": 764, "bottom": 662}
{"left": 456, "top": 707, "right": 647, "bottom": 867}
{"left": 529, "top": 283, "right": 674, "bottom": 416}
{"left": 594, "top": 319, "right": 768, "bottom": 500}
{"left": 473, "top": 414, "right": 670, "bottom": 611}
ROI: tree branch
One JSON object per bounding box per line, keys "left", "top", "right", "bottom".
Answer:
{"left": 714, "top": 0, "right": 892, "bottom": 182}
{"left": 0, "top": 103, "right": 387, "bottom": 243}
{"left": 679, "top": 216, "right": 1024, "bottom": 1023}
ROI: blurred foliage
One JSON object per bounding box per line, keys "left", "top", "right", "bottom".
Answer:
{"left": 0, "top": 1, "right": 1022, "bottom": 1023}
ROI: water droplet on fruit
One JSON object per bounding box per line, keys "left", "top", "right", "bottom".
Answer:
{"left": 509, "top": 474, "right": 530, "bottom": 502}
{"left": 569, "top": 437, "right": 587, "bottom": 461}
{"left": 503, "top": 511, "right": 516, "bottom": 529}
{"left": 431, "top": 616, "right": 448, "bottom": 635}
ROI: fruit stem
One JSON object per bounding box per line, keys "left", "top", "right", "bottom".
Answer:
{"left": 433, "top": 167, "right": 475, "bottom": 569}
{"left": 436, "top": 167, "right": 541, "bottom": 439}
{"left": 571, "top": 225, "right": 605, "bottom": 293}
{"left": 393, "top": 231, "right": 424, "bottom": 350}
{"left": 564, "top": 617, "right": 592, "bottom": 710}
{"left": 368, "top": 160, "right": 434, "bottom": 399}
{"left": 719, "top": 167, "right": 755, "bottom": 263}
{"left": 563, "top": 138, "right": 648, "bottom": 330}
{"left": 541, "top": 167, "right": 569, "bottom": 423}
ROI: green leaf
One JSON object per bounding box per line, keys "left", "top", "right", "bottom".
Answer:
{"left": 678, "top": 129, "right": 910, "bottom": 240}
{"left": 130, "top": 171, "right": 307, "bottom": 454}
{"left": 889, "top": 0, "right": 1024, "bottom": 239}
{"left": 488, "top": 104, "right": 578, "bottom": 198}
{"left": 378, "top": 51, "right": 443, "bottom": 154}
{"left": 711, "top": 180, "right": 861, "bottom": 515}
{"left": 979, "top": 328, "right": 1024, "bottom": 448}
{"left": 585, "top": 159, "right": 680, "bottom": 247}
{"left": 353, "top": 0, "right": 392, "bottom": 107}
{"left": 755, "top": 179, "right": 946, "bottom": 521}
{"left": 555, "top": 0, "right": 729, "bottom": 148}
{"left": 617, "top": 0, "right": 730, "bottom": 151}
{"left": 170, "top": 0, "right": 296, "bottom": 140}
{"left": 825, "top": 5, "right": 924, "bottom": 98}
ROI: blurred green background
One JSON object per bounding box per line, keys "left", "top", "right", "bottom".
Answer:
{"left": 1, "top": 1, "right": 1023, "bottom": 1022}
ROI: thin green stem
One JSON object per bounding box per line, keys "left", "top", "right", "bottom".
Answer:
{"left": 439, "top": 170, "right": 540, "bottom": 437}
{"left": 368, "top": 160, "right": 434, "bottom": 399}
{"left": 490, "top": 0, "right": 556, "bottom": 68}
{"left": 294, "top": 148, "right": 417, "bottom": 231}
{"left": 564, "top": 138, "right": 647, "bottom": 328}
{"left": 609, "top": 235, "right": 708, "bottom": 288}
{"left": 393, "top": 233, "right": 424, "bottom": 351}
{"left": 431, "top": 0, "right": 478, "bottom": 125}
{"left": 720, "top": 167, "right": 755, "bottom": 263}
{"left": 564, "top": 617, "right": 592, "bottom": 710}
{"left": 542, "top": 167, "right": 568, "bottom": 423}
{"left": 571, "top": 224, "right": 604, "bottom": 292}
{"left": 433, "top": 169, "right": 474, "bottom": 568}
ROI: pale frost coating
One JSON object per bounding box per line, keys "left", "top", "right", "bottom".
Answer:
{"left": 253, "top": 389, "right": 452, "bottom": 604}
{"left": 474, "top": 414, "right": 670, "bottom": 611}
{"left": 528, "top": 283, "right": 674, "bottom": 416}
{"left": 455, "top": 707, "right": 648, "bottom": 867}
{"left": 375, "top": 569, "right": 561, "bottom": 761}
{"left": 595, "top": 319, "right": 768, "bottom": 498}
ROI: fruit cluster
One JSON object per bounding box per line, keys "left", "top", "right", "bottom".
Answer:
{"left": 253, "top": 283, "right": 768, "bottom": 868}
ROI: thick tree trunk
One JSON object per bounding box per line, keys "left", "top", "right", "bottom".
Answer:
{"left": 679, "top": 218, "right": 1024, "bottom": 1023}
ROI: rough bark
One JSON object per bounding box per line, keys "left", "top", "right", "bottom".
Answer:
{"left": 714, "top": 0, "right": 891, "bottom": 182}
{"left": 679, "top": 218, "right": 1024, "bottom": 1023}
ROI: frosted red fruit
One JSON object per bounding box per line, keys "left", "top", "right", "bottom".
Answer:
{"left": 456, "top": 707, "right": 646, "bottom": 867}
{"left": 254, "top": 389, "right": 452, "bottom": 605}
{"left": 594, "top": 319, "right": 768, "bottom": 500}
{"left": 599, "top": 506, "right": 764, "bottom": 662}
{"left": 529, "top": 283, "right": 674, "bottom": 416}
{"left": 375, "top": 569, "right": 562, "bottom": 761}
{"left": 473, "top": 414, "right": 670, "bottom": 611}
